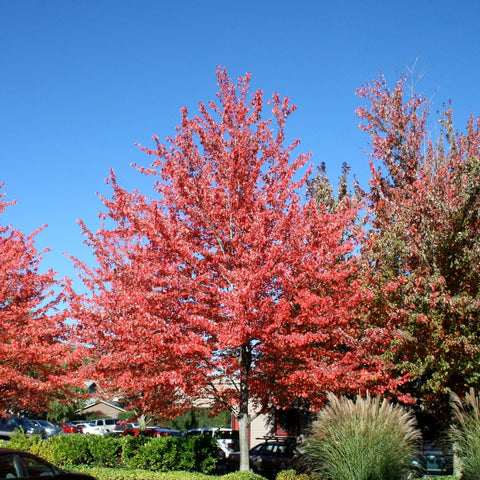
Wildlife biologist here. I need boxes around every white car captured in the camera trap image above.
[88,418,124,435]
[75,422,101,435]
[76,419,123,435]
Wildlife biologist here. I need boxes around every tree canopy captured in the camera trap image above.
[0,187,80,414]
[356,74,480,410]
[3,65,480,459]
[72,68,398,470]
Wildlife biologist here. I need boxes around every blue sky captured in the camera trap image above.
[1,0,480,291]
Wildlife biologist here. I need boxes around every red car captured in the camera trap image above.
[55,422,82,434]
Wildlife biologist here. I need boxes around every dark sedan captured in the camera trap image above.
[0,418,46,440]
[0,449,96,479]
[227,438,298,479]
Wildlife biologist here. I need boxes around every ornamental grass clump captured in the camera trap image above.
[303,392,421,480]
[450,388,480,479]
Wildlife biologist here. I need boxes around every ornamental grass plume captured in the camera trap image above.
[450,388,480,479]
[303,392,421,480]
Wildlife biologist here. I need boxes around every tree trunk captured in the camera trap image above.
[238,409,250,472]
[238,344,251,471]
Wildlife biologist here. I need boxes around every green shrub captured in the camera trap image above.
[220,472,268,480]
[6,431,217,474]
[275,470,297,480]
[121,434,217,474]
[276,470,323,480]
[189,435,218,473]
[86,434,123,467]
[6,431,45,457]
[138,436,185,471]
[45,433,94,467]
[303,392,421,480]
[120,434,152,469]
[73,467,214,479]
[450,388,480,479]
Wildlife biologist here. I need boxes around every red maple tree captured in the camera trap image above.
[0,187,80,415]
[73,68,397,469]
[357,74,480,412]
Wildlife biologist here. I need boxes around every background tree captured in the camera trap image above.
[307,161,353,212]
[73,68,398,470]
[357,74,480,421]
[0,187,80,415]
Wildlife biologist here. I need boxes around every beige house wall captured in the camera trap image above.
[192,392,274,447]
[80,400,126,418]
[248,413,272,447]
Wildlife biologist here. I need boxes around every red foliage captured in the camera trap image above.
[72,68,398,468]
[357,73,480,406]
[0,187,80,415]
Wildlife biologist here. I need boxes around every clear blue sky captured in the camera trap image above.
[1,0,480,291]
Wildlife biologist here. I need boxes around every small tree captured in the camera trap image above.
[0,186,79,414]
[73,68,398,471]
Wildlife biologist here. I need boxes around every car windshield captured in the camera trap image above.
[16,418,34,426]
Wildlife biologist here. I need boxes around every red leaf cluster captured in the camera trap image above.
[72,69,399,425]
[357,73,480,406]
[0,187,81,415]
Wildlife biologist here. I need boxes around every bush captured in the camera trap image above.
[6,431,217,474]
[73,467,214,479]
[450,388,480,479]
[6,431,45,457]
[7,432,122,468]
[220,472,267,480]
[120,434,152,469]
[85,434,123,467]
[303,392,421,480]
[45,433,94,467]
[189,435,218,473]
[136,436,187,471]
[121,434,217,474]
[276,470,323,480]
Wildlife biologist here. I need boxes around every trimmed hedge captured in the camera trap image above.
[74,468,269,480]
[220,473,267,480]
[71,467,215,480]
[4,432,217,474]
[275,469,322,480]
[121,434,217,473]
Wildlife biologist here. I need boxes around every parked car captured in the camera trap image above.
[411,449,454,477]
[31,420,63,438]
[86,418,124,435]
[187,428,239,460]
[0,448,96,479]
[73,422,99,435]
[122,426,183,437]
[0,417,46,440]
[227,438,298,479]
[54,422,82,434]
[72,419,123,436]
